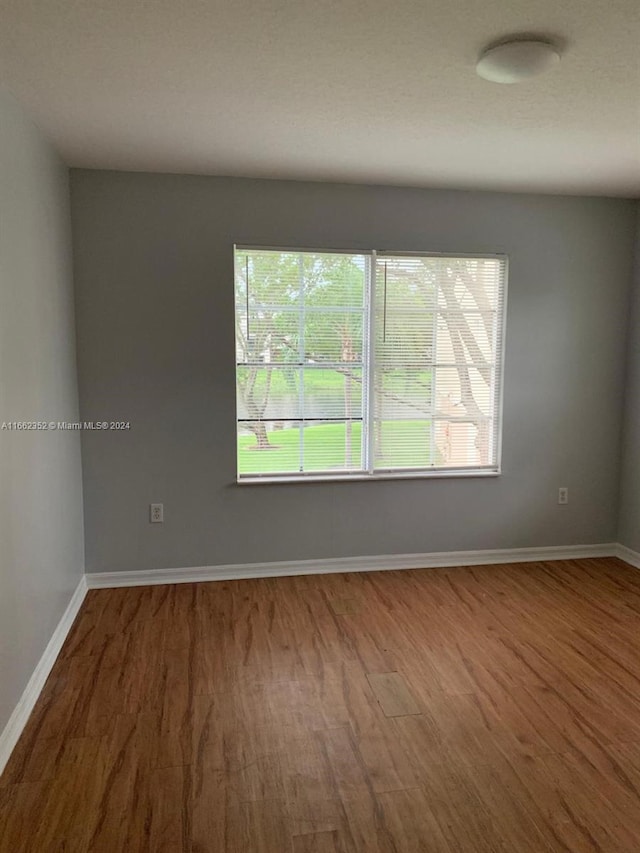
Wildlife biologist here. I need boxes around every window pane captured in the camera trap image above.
[373,257,436,471]
[376,311,434,368]
[374,420,432,469]
[236,365,301,421]
[302,421,363,471]
[374,367,432,420]
[235,251,301,365]
[237,421,301,475]
[236,310,300,365]
[436,313,496,365]
[302,311,363,363]
[435,257,502,311]
[301,367,363,420]
[301,253,366,308]
[434,366,494,419]
[434,419,483,467]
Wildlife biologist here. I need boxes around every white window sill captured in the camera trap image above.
[237,468,501,485]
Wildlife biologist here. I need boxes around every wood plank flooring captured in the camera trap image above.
[3,557,640,851]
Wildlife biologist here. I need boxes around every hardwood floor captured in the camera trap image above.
[3,557,640,851]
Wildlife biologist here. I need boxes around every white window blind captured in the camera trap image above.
[373,254,506,472]
[235,247,506,481]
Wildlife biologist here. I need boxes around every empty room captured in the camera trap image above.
[1,0,640,850]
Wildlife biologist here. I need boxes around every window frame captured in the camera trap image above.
[234,245,508,484]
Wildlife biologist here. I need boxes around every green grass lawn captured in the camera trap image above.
[238,420,433,475]
[237,367,431,399]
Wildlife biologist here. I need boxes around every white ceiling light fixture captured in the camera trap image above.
[476,38,561,84]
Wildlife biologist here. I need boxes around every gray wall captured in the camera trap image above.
[0,92,84,734]
[70,170,637,574]
[618,210,640,551]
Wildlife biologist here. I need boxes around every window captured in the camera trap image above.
[234,247,507,482]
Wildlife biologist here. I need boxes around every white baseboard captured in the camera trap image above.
[0,575,87,778]
[615,543,640,569]
[86,542,617,589]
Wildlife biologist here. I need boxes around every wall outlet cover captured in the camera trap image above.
[150,503,164,523]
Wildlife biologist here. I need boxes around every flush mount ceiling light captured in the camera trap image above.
[476,39,561,84]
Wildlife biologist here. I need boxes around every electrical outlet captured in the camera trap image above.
[558,487,569,505]
[150,503,164,523]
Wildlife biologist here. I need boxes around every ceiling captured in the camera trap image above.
[1,0,639,196]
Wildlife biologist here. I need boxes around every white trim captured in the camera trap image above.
[365,250,376,474]
[86,543,616,589]
[235,244,374,257]
[615,543,640,569]
[0,575,87,778]
[238,469,500,484]
[376,250,506,260]
[494,256,508,475]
